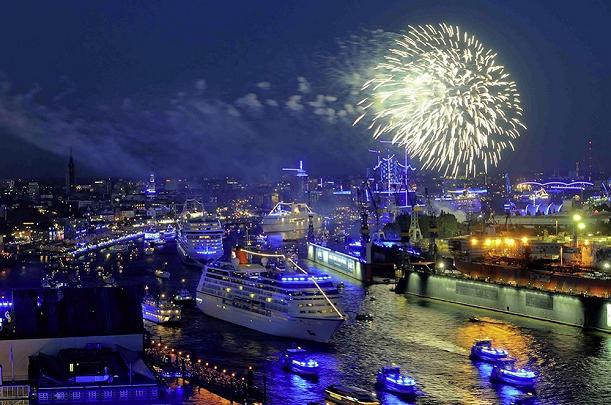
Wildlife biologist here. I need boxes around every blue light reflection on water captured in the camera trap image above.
[474,361,535,405]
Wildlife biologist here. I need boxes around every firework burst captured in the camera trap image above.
[354,23,526,177]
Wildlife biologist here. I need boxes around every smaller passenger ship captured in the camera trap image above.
[280,347,319,377]
[491,358,537,388]
[470,339,509,362]
[325,385,379,405]
[376,365,417,396]
[142,294,181,324]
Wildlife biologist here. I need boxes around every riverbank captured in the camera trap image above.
[396,270,611,333]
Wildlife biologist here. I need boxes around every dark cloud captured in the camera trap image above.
[0,71,377,180]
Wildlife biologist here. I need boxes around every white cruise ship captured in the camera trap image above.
[260,202,324,240]
[195,251,344,342]
[177,200,224,265]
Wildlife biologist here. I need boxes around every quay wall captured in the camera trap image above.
[397,271,611,333]
[307,243,367,282]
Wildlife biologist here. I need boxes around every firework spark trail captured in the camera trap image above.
[354,23,526,177]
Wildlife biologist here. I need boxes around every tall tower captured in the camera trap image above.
[66,148,75,195]
[587,139,593,181]
[147,173,156,195]
[408,207,423,243]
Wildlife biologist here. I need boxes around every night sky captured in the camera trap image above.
[0,1,609,180]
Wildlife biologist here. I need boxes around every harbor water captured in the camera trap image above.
[2,241,611,404]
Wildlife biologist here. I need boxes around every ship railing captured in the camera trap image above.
[241,249,345,320]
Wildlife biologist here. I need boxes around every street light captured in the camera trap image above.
[572,214,584,248]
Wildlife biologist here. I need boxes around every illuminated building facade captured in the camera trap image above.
[66,149,75,196]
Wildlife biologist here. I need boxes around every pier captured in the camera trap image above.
[69,232,144,257]
[396,270,611,333]
[145,340,262,404]
[307,242,371,282]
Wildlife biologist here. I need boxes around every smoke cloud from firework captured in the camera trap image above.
[354,23,526,177]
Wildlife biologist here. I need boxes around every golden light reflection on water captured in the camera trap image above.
[455,317,535,367]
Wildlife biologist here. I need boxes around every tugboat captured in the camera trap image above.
[355,313,374,322]
[155,268,170,279]
[154,263,171,279]
[470,339,509,363]
[325,385,380,405]
[280,347,319,377]
[101,272,116,286]
[375,365,417,397]
[173,279,194,306]
[490,358,537,388]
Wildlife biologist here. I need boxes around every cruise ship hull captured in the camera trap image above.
[177,239,221,266]
[196,293,343,343]
[260,219,323,241]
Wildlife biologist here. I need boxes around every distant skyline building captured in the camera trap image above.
[66,148,75,195]
[27,181,40,201]
[147,173,156,195]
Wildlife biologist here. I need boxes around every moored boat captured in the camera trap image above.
[177,200,224,265]
[260,202,323,240]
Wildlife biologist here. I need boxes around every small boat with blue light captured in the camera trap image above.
[325,385,380,405]
[376,365,417,396]
[491,358,537,388]
[281,347,319,377]
[470,339,509,362]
